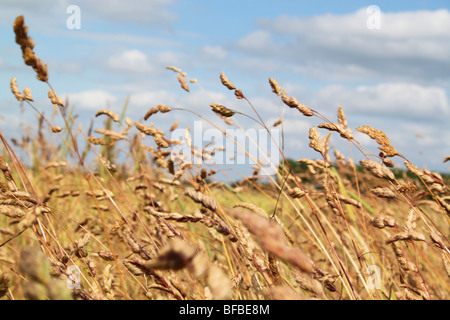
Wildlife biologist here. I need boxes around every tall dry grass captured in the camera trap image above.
[0,15,449,300]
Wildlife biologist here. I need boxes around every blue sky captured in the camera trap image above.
[1,0,449,178]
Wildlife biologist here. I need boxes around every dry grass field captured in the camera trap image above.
[1,15,449,300]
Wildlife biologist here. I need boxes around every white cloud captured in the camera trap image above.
[273,118,310,135]
[50,60,82,74]
[1,0,66,18]
[105,49,184,76]
[236,30,273,53]
[198,45,228,60]
[82,0,178,26]
[0,0,178,31]
[155,51,182,67]
[70,32,179,48]
[230,56,282,74]
[261,9,450,38]
[107,49,154,73]
[128,90,180,109]
[237,8,450,82]
[312,82,450,120]
[129,89,229,111]
[63,90,118,110]
[288,62,377,82]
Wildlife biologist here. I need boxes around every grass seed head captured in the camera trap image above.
[356,125,390,146]
[234,89,245,99]
[360,159,395,181]
[95,110,119,122]
[220,71,236,90]
[48,90,63,107]
[210,104,235,118]
[287,187,306,199]
[228,208,313,273]
[51,126,63,133]
[10,77,24,101]
[281,90,314,116]
[177,73,189,92]
[337,105,347,129]
[166,65,182,73]
[21,87,33,101]
[370,187,397,199]
[269,77,281,96]
[13,16,48,82]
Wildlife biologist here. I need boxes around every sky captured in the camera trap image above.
[1,0,449,180]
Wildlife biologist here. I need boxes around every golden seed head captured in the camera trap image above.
[210,104,235,118]
[13,16,48,82]
[308,127,325,154]
[157,104,171,113]
[10,77,24,101]
[220,71,236,90]
[154,134,169,148]
[337,105,347,129]
[98,250,118,261]
[383,215,396,227]
[228,208,313,273]
[166,65,182,73]
[135,121,161,136]
[23,87,33,101]
[273,119,282,127]
[48,90,63,107]
[359,159,395,181]
[170,121,179,132]
[51,126,63,133]
[379,145,399,158]
[184,188,218,212]
[281,90,313,116]
[318,122,343,133]
[268,77,281,95]
[370,187,397,199]
[95,110,119,122]
[234,89,245,99]
[383,158,395,167]
[396,181,417,193]
[356,125,391,147]
[281,90,299,108]
[177,73,189,92]
[144,107,159,120]
[35,59,48,82]
[372,216,386,228]
[95,128,127,140]
[22,46,37,66]
[286,187,306,199]
[88,136,107,145]
[13,15,28,47]
[125,117,133,127]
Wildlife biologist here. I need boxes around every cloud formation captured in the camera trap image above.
[236,8,450,83]
[311,82,450,120]
[83,0,178,26]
